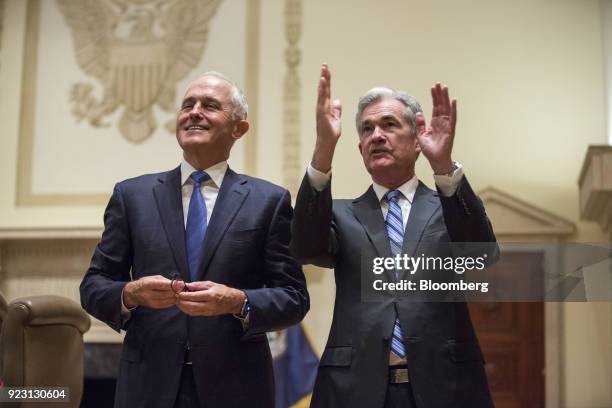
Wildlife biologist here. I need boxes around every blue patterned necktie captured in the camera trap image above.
[186,171,210,282]
[385,189,407,359]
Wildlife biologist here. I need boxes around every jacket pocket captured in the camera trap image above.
[447,341,484,363]
[319,346,352,367]
[224,228,264,242]
[421,226,449,241]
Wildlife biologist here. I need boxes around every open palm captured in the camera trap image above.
[416,83,457,173]
[316,64,342,144]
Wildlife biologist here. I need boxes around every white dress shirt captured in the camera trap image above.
[180,160,227,226]
[306,161,465,226]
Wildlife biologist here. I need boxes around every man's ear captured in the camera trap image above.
[415,112,427,136]
[233,120,250,140]
[358,140,363,155]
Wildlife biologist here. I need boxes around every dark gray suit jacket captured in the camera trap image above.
[81,166,309,408]
[291,173,497,408]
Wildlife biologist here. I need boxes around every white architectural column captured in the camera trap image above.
[601,0,612,144]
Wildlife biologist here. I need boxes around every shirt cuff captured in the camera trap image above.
[307,163,332,192]
[433,161,464,197]
[120,286,136,323]
[234,313,250,331]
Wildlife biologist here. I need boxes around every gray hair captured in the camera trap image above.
[195,71,249,121]
[355,87,422,136]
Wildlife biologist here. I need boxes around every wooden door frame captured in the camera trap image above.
[499,241,565,408]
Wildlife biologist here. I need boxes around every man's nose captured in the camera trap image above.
[188,102,204,118]
[371,126,385,141]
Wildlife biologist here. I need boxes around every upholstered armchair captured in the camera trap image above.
[0,295,91,407]
[0,291,7,330]
[0,290,8,383]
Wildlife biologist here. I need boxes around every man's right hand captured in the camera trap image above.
[123,275,176,309]
[312,63,342,174]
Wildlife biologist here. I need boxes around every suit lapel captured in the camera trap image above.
[352,186,392,259]
[197,168,249,279]
[353,182,439,283]
[153,166,190,281]
[403,181,440,256]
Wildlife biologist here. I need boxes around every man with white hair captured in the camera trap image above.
[82,72,309,408]
[291,64,497,407]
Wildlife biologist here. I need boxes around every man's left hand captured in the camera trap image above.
[415,82,457,174]
[175,281,245,317]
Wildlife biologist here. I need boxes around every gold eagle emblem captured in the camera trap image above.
[57,0,222,143]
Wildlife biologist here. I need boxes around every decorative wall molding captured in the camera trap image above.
[282,0,302,196]
[477,188,575,408]
[0,0,4,60]
[479,187,576,239]
[244,0,260,176]
[57,0,222,144]
[15,0,260,207]
[2,241,94,259]
[0,227,103,240]
[578,145,612,239]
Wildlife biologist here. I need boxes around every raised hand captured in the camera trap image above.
[312,63,342,173]
[415,82,457,174]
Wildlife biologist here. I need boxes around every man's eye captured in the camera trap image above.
[181,104,193,111]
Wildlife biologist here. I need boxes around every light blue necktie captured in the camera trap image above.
[385,189,407,359]
[186,171,210,282]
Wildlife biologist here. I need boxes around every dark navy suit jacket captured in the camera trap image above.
[81,166,309,408]
[291,174,496,408]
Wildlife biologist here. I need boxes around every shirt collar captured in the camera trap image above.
[180,160,228,188]
[371,175,419,204]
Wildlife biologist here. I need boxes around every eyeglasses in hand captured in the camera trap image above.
[170,272,189,294]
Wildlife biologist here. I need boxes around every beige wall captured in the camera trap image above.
[0,0,610,406]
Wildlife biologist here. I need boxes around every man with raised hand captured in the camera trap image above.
[291,64,496,408]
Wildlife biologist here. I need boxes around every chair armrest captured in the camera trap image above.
[0,291,8,326]
[8,295,91,334]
